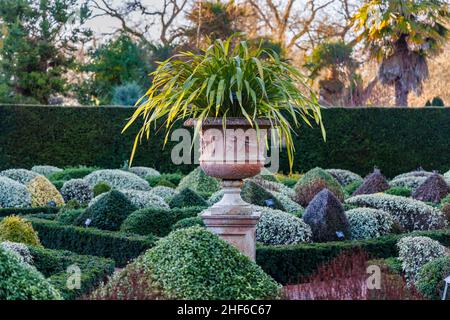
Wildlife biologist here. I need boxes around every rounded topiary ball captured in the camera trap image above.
[61,179,94,205]
[0,247,62,300]
[75,190,137,231]
[416,255,450,300]
[0,216,42,247]
[142,226,281,299]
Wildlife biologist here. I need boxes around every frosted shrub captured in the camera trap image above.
[0,169,39,185]
[390,176,427,192]
[128,167,160,178]
[393,170,434,181]
[119,190,169,210]
[0,176,32,208]
[31,165,62,177]
[84,169,150,191]
[345,208,394,240]
[61,179,94,205]
[326,169,363,187]
[255,206,312,245]
[0,241,33,265]
[444,170,450,185]
[397,236,446,285]
[149,186,178,202]
[346,194,447,231]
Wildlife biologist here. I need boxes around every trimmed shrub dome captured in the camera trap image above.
[0,247,62,300]
[169,188,208,208]
[303,189,350,242]
[128,166,160,178]
[241,180,285,211]
[393,169,434,181]
[76,190,137,231]
[412,173,450,203]
[272,191,304,214]
[346,193,447,231]
[345,208,394,240]
[27,176,65,207]
[0,216,41,247]
[0,241,33,265]
[31,165,63,177]
[294,167,344,206]
[118,189,169,210]
[177,167,220,195]
[61,179,94,205]
[84,169,150,191]
[0,176,32,208]
[352,168,389,196]
[255,206,312,245]
[326,169,363,187]
[390,176,427,192]
[416,255,450,300]
[142,227,281,299]
[397,236,446,285]
[149,186,178,202]
[250,176,296,199]
[0,169,40,185]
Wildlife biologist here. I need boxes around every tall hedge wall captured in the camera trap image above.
[1,105,449,177]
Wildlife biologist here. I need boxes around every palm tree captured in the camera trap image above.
[352,0,449,106]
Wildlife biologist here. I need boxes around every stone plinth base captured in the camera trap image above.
[202,211,260,261]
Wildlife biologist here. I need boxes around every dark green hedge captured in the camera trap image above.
[28,246,115,300]
[256,228,450,285]
[0,206,59,218]
[28,218,155,266]
[1,105,450,177]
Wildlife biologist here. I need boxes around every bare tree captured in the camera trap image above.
[89,0,188,45]
[245,0,357,52]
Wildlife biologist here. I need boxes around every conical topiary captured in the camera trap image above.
[352,168,389,196]
[241,180,285,211]
[74,190,137,231]
[169,188,208,208]
[177,167,220,196]
[302,189,350,242]
[412,173,450,203]
[294,167,344,206]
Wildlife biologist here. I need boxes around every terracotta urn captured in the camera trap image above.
[185,117,272,260]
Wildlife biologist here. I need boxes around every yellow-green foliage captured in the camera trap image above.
[0,215,42,247]
[27,176,65,207]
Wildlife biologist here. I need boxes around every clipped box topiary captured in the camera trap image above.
[352,168,390,196]
[27,176,65,208]
[169,188,208,208]
[142,226,281,299]
[241,180,285,211]
[294,167,344,207]
[416,254,450,300]
[75,190,137,231]
[120,206,204,237]
[0,215,42,247]
[0,247,62,300]
[303,188,350,242]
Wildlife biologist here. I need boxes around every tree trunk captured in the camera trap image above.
[394,81,408,107]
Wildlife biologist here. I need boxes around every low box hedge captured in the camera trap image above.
[0,206,59,218]
[28,218,155,266]
[256,228,450,284]
[28,246,115,300]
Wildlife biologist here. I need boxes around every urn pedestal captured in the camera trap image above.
[185,118,271,261]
